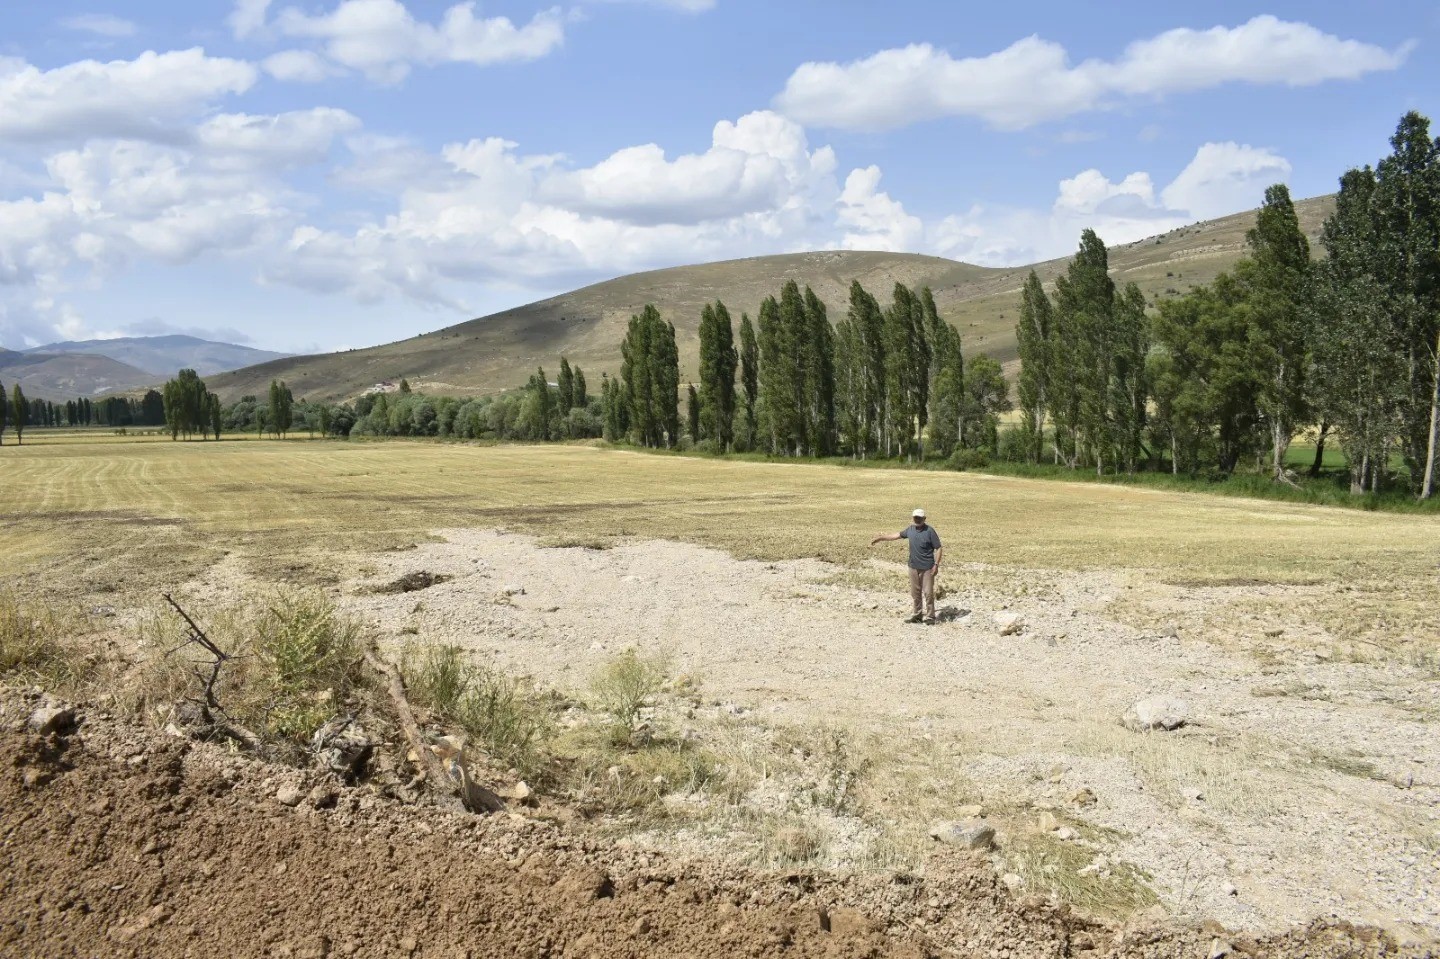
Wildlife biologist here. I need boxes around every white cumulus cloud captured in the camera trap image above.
[272,0,566,83]
[0,49,257,144]
[775,16,1409,131]
[262,49,344,82]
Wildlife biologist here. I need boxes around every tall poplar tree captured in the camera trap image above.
[11,383,25,445]
[0,377,6,445]
[756,295,790,453]
[698,301,738,449]
[1372,112,1440,497]
[738,312,759,452]
[1016,271,1054,462]
[882,284,920,457]
[686,384,701,442]
[1246,184,1314,481]
[803,286,837,456]
[557,358,575,414]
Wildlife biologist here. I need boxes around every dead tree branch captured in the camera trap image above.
[163,594,263,751]
[362,648,504,814]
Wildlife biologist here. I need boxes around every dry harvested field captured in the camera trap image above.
[3,432,1438,956]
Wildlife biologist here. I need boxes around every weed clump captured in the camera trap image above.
[402,644,554,778]
[0,592,86,691]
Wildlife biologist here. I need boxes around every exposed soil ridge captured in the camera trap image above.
[2,690,1426,959]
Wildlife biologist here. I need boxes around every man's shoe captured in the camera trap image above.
[906,613,924,624]
[923,616,937,626]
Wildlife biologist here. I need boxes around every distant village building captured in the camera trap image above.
[361,380,399,396]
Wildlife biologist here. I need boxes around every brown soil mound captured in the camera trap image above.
[0,694,1425,959]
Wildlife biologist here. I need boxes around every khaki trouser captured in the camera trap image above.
[908,566,936,618]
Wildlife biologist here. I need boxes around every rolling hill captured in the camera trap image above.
[25,334,289,378]
[208,194,1336,404]
[0,350,155,403]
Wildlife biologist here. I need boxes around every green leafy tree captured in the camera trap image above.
[686,384,701,443]
[11,383,25,445]
[1112,282,1150,473]
[0,377,6,445]
[756,294,792,453]
[1315,166,1410,492]
[882,284,921,458]
[572,366,587,408]
[1016,271,1054,462]
[526,368,554,440]
[738,312,759,451]
[399,378,412,394]
[803,286,837,456]
[1372,112,1440,497]
[1246,183,1314,482]
[557,358,575,414]
[926,311,965,456]
[207,392,223,440]
[164,369,208,439]
[698,301,738,450]
[267,379,294,438]
[961,356,1012,452]
[1149,271,1263,474]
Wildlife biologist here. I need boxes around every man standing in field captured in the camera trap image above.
[871,509,943,625]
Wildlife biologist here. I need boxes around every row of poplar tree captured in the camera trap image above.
[1015,111,1440,497]
[0,381,177,443]
[601,281,1010,460]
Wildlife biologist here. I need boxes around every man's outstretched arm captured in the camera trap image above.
[870,532,902,546]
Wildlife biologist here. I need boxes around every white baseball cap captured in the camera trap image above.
[912,508,926,519]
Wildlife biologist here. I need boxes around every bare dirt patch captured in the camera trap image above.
[340,530,1440,942]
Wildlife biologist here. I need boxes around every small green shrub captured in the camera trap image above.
[590,647,672,732]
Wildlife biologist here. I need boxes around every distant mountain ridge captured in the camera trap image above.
[0,350,155,403]
[24,334,290,378]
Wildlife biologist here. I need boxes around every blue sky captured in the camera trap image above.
[1,1,1435,354]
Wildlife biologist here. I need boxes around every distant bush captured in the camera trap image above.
[947,448,990,471]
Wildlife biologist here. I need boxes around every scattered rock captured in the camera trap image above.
[1069,787,1097,807]
[953,803,985,819]
[1055,827,1078,841]
[1221,882,1238,897]
[1159,622,1180,639]
[308,784,339,810]
[929,819,995,850]
[374,571,451,594]
[1000,873,1023,892]
[275,785,304,807]
[1209,938,1233,959]
[1123,696,1190,731]
[503,584,525,597]
[1182,786,1205,803]
[28,704,76,736]
[1036,811,1060,833]
[1263,627,1285,639]
[994,612,1025,636]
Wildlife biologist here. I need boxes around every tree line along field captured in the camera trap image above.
[6,434,1439,643]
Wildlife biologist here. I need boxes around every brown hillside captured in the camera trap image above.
[209,195,1335,403]
[0,350,154,403]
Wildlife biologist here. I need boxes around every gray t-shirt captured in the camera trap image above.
[900,524,942,570]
